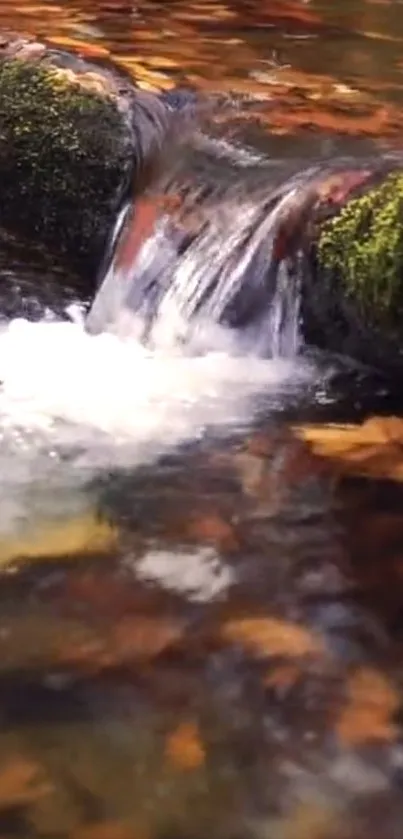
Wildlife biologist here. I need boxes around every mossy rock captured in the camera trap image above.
[317,172,403,328]
[0,32,171,289]
[300,164,403,371]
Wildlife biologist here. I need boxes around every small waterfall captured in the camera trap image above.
[86,135,326,357]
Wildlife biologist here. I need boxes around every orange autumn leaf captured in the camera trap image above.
[145,56,180,69]
[58,616,184,673]
[336,667,399,746]
[72,822,139,839]
[0,513,117,566]
[46,36,110,58]
[221,617,324,659]
[294,417,403,482]
[0,757,50,808]
[112,616,184,660]
[165,721,205,770]
[186,512,238,551]
[276,799,339,839]
[263,662,301,691]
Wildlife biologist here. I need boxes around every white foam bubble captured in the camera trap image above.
[133,546,234,602]
[0,316,310,454]
[0,315,311,536]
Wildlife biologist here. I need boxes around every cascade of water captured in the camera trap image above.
[86,153,323,357]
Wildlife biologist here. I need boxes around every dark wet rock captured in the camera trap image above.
[0,31,172,291]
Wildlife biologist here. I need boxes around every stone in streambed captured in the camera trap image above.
[288,162,403,372]
[0,32,171,290]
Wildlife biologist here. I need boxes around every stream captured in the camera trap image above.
[0,2,403,838]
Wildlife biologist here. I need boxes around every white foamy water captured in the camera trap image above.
[0,313,311,537]
[133,546,234,602]
[0,315,310,452]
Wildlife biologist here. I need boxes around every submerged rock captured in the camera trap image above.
[0,31,172,289]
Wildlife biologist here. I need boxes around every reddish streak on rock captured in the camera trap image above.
[318,169,373,206]
[272,169,375,264]
[272,187,318,262]
[113,195,184,277]
[113,197,160,276]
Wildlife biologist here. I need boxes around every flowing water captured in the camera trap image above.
[0,3,403,839]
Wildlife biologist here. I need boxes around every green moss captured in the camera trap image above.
[317,172,403,329]
[0,58,134,278]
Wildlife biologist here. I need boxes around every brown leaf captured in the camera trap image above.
[0,514,117,566]
[46,36,110,57]
[57,616,184,674]
[186,512,238,551]
[336,667,399,746]
[112,616,184,660]
[71,822,140,839]
[263,662,301,692]
[145,56,179,69]
[0,757,50,808]
[221,617,324,659]
[165,721,205,769]
[275,799,339,839]
[294,417,403,482]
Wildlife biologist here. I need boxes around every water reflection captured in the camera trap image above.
[0,422,402,837]
[3,0,403,139]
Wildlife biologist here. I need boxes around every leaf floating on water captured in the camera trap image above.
[336,667,399,746]
[358,29,403,44]
[46,35,111,57]
[15,4,63,11]
[294,417,403,482]
[165,721,205,770]
[145,55,180,69]
[221,617,324,659]
[114,55,175,91]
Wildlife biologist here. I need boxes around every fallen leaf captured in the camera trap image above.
[263,662,301,691]
[71,822,139,839]
[336,667,399,746]
[47,35,110,57]
[0,514,117,565]
[0,757,50,808]
[221,617,324,659]
[59,616,184,672]
[112,616,184,660]
[144,56,179,69]
[165,721,205,769]
[185,512,238,551]
[273,799,339,839]
[293,417,403,482]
